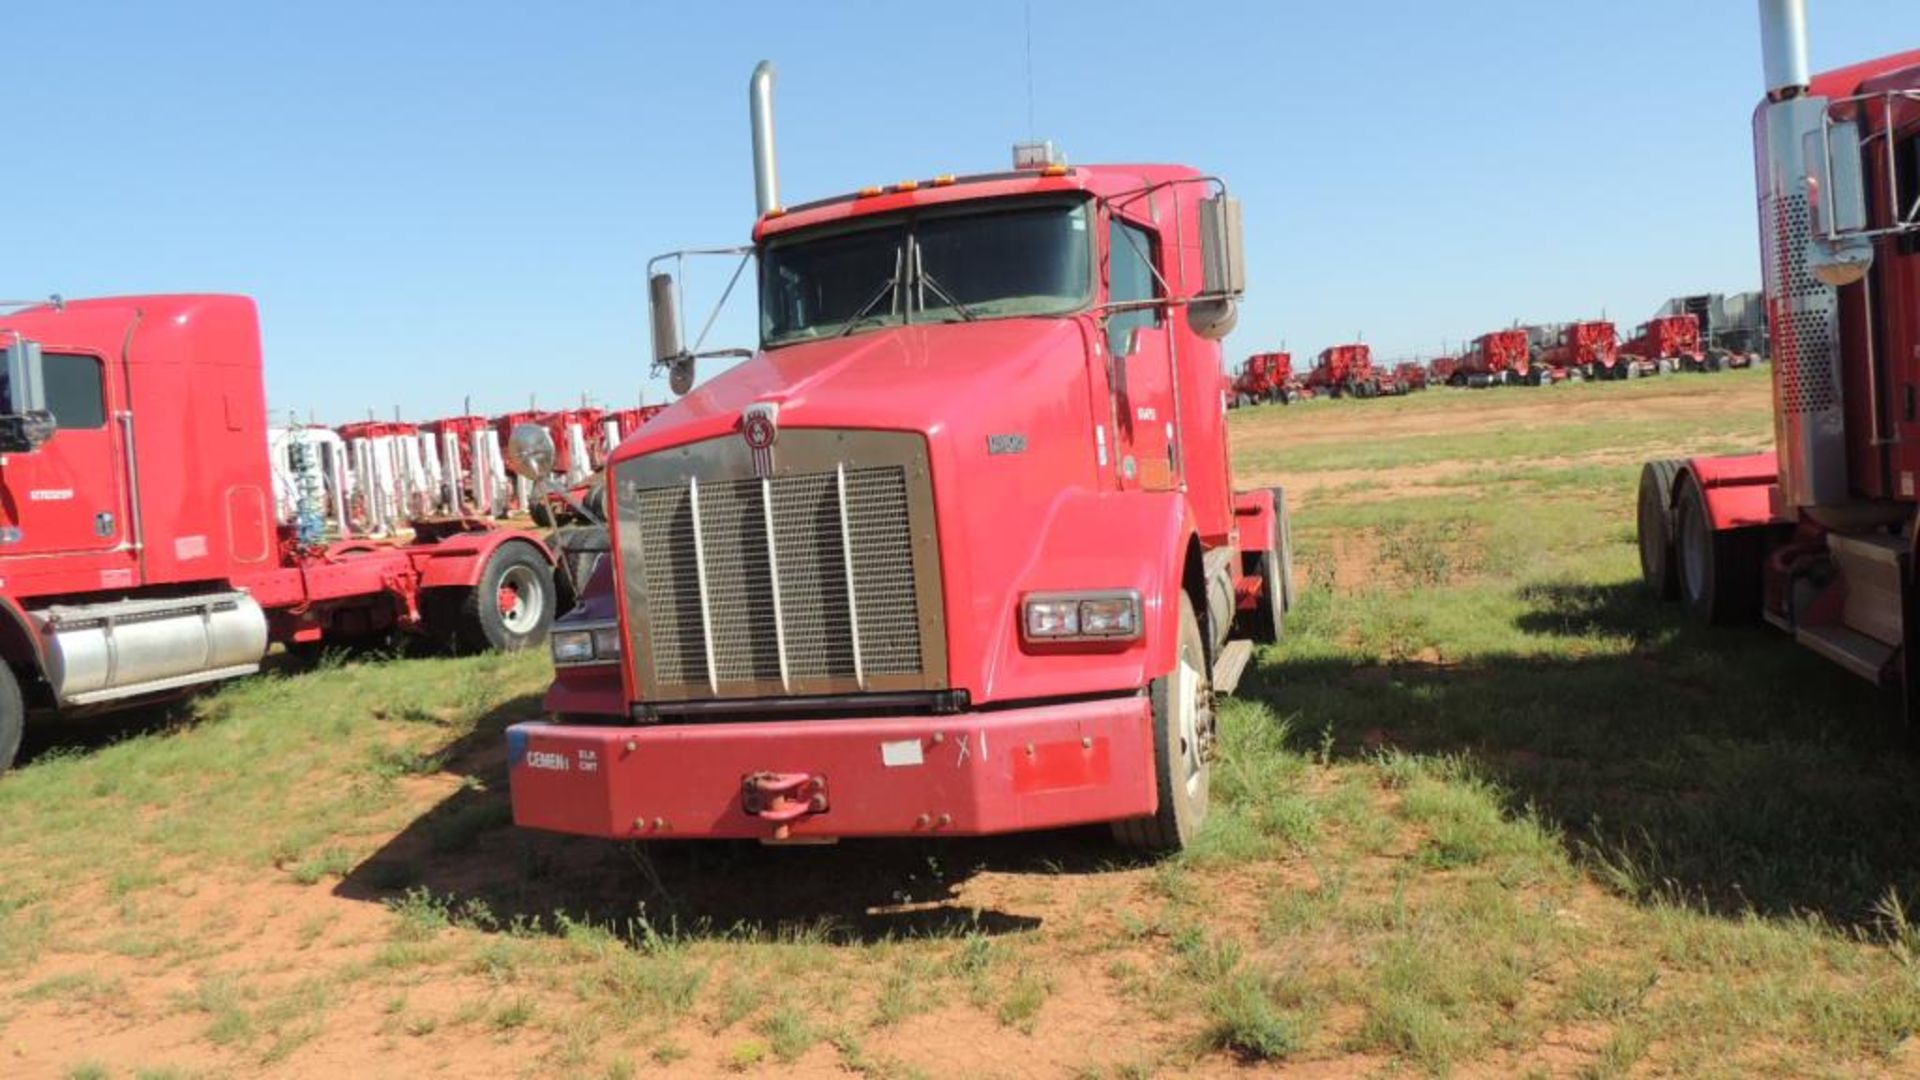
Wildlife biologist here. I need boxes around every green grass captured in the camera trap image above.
[7,369,1919,1077]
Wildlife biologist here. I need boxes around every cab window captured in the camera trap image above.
[1107,216,1162,355]
[43,353,106,429]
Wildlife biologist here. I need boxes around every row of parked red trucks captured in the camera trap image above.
[1230,310,1761,405]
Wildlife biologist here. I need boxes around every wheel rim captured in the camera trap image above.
[1175,656,1213,801]
[497,564,544,634]
[1679,499,1710,603]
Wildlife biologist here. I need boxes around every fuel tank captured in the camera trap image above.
[32,591,270,707]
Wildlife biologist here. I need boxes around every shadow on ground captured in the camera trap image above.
[336,693,1117,942]
[1238,579,1920,929]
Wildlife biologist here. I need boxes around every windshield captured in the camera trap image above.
[759,197,1092,346]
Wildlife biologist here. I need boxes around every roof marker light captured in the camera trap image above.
[932,174,956,186]
[894,179,920,192]
[857,185,883,198]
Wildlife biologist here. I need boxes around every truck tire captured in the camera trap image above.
[447,541,557,653]
[1637,460,1683,602]
[0,665,21,774]
[1113,593,1213,853]
[1675,477,1761,625]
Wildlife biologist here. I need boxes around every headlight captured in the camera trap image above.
[1021,590,1142,642]
[550,623,620,666]
[550,630,596,664]
[591,626,622,659]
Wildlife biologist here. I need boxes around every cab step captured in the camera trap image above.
[1212,639,1254,696]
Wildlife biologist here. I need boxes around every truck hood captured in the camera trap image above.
[612,318,1098,460]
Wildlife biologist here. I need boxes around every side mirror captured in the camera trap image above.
[504,422,557,481]
[0,335,52,453]
[1190,195,1245,340]
[650,271,698,396]
[1803,120,1874,287]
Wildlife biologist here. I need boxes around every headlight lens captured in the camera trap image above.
[590,626,623,659]
[550,630,596,664]
[1021,591,1141,642]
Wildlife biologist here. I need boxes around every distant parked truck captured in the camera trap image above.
[0,295,563,773]
[1429,355,1461,385]
[1232,351,1292,407]
[1306,343,1383,398]
[1620,314,1706,374]
[1540,320,1625,381]
[1453,330,1532,387]
[1394,361,1428,392]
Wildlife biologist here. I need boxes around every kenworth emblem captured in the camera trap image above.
[742,402,779,478]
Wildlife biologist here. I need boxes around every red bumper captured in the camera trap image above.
[507,695,1157,841]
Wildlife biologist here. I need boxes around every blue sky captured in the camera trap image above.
[4,1,1912,420]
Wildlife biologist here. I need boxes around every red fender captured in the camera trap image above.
[1681,452,1786,531]
[975,488,1198,705]
[408,529,555,590]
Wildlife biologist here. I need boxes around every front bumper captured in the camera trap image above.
[507,694,1156,840]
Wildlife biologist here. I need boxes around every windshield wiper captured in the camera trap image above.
[839,247,904,338]
[911,242,976,322]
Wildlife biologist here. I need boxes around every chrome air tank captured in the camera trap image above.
[33,591,269,707]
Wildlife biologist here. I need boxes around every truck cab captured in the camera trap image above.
[508,66,1291,851]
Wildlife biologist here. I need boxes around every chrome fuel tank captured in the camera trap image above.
[33,591,269,707]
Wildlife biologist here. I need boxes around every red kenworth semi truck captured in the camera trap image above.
[506,63,1293,852]
[1636,2,1920,713]
[0,295,561,772]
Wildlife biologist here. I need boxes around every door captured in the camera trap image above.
[0,350,126,556]
[1106,212,1179,491]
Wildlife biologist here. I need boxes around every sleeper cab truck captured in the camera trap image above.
[1636,2,1920,716]
[0,295,560,773]
[506,63,1294,852]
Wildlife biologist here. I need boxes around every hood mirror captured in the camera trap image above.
[649,271,698,397]
[504,422,557,481]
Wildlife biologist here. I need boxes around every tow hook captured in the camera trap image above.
[741,772,829,837]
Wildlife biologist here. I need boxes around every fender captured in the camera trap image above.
[1681,452,1786,531]
[974,487,1198,705]
[1233,488,1276,556]
[409,529,555,590]
[0,594,46,675]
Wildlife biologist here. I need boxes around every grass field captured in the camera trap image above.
[8,366,1920,1078]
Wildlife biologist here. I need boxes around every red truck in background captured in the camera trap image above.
[1232,351,1293,407]
[1636,4,1920,715]
[1453,329,1533,387]
[1539,320,1624,381]
[0,295,563,772]
[1393,361,1428,393]
[1620,313,1705,374]
[1305,343,1382,397]
[1429,355,1461,385]
[507,63,1293,853]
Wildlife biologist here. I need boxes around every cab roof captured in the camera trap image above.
[751,163,1206,242]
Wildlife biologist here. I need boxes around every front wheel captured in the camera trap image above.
[0,664,22,774]
[1113,593,1213,852]
[439,541,558,653]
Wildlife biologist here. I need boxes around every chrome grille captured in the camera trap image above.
[619,431,943,701]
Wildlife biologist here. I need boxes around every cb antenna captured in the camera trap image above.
[1024,2,1035,139]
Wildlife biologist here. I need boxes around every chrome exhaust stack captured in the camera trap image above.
[1758,0,1811,100]
[750,60,780,217]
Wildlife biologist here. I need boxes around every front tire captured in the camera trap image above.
[0,665,22,774]
[1113,593,1213,853]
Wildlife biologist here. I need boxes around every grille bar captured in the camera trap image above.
[836,463,866,689]
[761,476,791,692]
[688,477,720,694]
